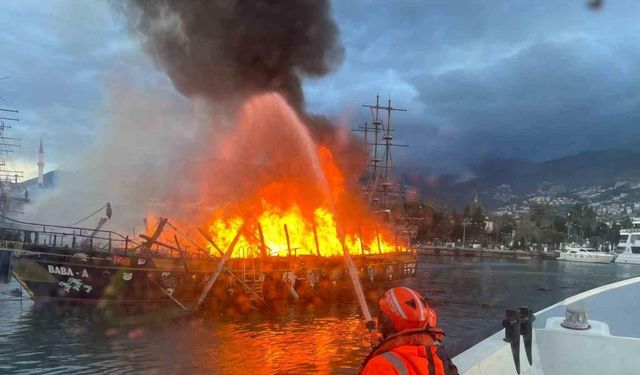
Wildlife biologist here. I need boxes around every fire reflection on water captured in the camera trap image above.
[178,314,371,374]
[112,303,369,374]
[2,259,639,373]
[0,285,374,374]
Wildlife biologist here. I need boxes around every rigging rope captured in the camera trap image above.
[69,204,108,227]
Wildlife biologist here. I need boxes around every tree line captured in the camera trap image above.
[405,201,628,250]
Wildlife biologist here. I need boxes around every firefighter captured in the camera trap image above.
[360,287,459,375]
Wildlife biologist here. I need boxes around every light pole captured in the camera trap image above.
[566,212,571,246]
[462,218,470,246]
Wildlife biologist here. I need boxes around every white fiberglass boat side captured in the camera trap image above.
[558,248,615,264]
[615,220,640,264]
[453,276,640,375]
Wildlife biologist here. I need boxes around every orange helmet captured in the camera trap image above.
[379,287,437,333]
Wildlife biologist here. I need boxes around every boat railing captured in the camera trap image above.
[620,228,640,234]
[0,240,22,250]
[0,214,141,253]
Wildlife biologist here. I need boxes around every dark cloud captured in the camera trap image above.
[119,0,344,110]
[412,37,640,169]
[4,0,640,177]
[306,0,640,174]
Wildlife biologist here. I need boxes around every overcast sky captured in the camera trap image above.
[1,0,639,178]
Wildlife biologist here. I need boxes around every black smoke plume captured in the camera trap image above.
[120,0,344,109]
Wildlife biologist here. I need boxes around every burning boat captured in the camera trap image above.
[0,93,418,312]
[0,214,416,311]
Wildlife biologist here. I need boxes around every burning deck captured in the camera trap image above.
[0,216,417,312]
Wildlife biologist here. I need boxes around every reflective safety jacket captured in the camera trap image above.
[360,327,459,375]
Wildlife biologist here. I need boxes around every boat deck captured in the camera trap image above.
[454,276,640,374]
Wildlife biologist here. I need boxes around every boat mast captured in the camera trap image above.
[0,107,24,218]
[354,94,408,210]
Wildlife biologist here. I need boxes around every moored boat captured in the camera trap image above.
[614,217,640,265]
[557,246,615,264]
[0,215,417,311]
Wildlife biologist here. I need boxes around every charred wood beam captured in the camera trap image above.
[196,228,225,257]
[166,223,210,258]
[284,224,292,256]
[167,225,266,305]
[147,276,188,312]
[312,222,321,256]
[194,226,243,311]
[140,218,168,256]
[80,217,108,249]
[173,235,190,273]
[139,234,179,252]
[244,228,276,256]
[185,233,266,305]
[257,222,267,258]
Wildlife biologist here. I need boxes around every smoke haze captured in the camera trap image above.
[23,81,215,234]
[119,0,344,110]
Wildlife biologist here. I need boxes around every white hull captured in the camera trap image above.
[557,254,615,264]
[615,253,640,265]
[454,276,640,374]
[615,225,640,265]
[557,248,615,264]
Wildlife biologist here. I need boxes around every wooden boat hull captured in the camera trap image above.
[7,246,418,308]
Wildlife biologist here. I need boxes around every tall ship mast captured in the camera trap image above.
[354,95,422,246]
[0,106,25,219]
[355,94,408,211]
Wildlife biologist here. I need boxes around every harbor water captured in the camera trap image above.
[1,255,639,374]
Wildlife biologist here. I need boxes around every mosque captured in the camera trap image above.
[20,139,57,201]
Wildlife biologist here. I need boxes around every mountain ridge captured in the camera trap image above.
[412,149,640,211]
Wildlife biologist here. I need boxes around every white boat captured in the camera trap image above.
[615,217,640,264]
[557,246,615,264]
[454,276,640,374]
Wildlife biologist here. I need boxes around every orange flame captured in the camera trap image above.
[149,93,401,257]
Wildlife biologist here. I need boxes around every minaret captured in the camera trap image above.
[37,138,44,186]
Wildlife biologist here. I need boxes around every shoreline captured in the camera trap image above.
[419,246,559,260]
